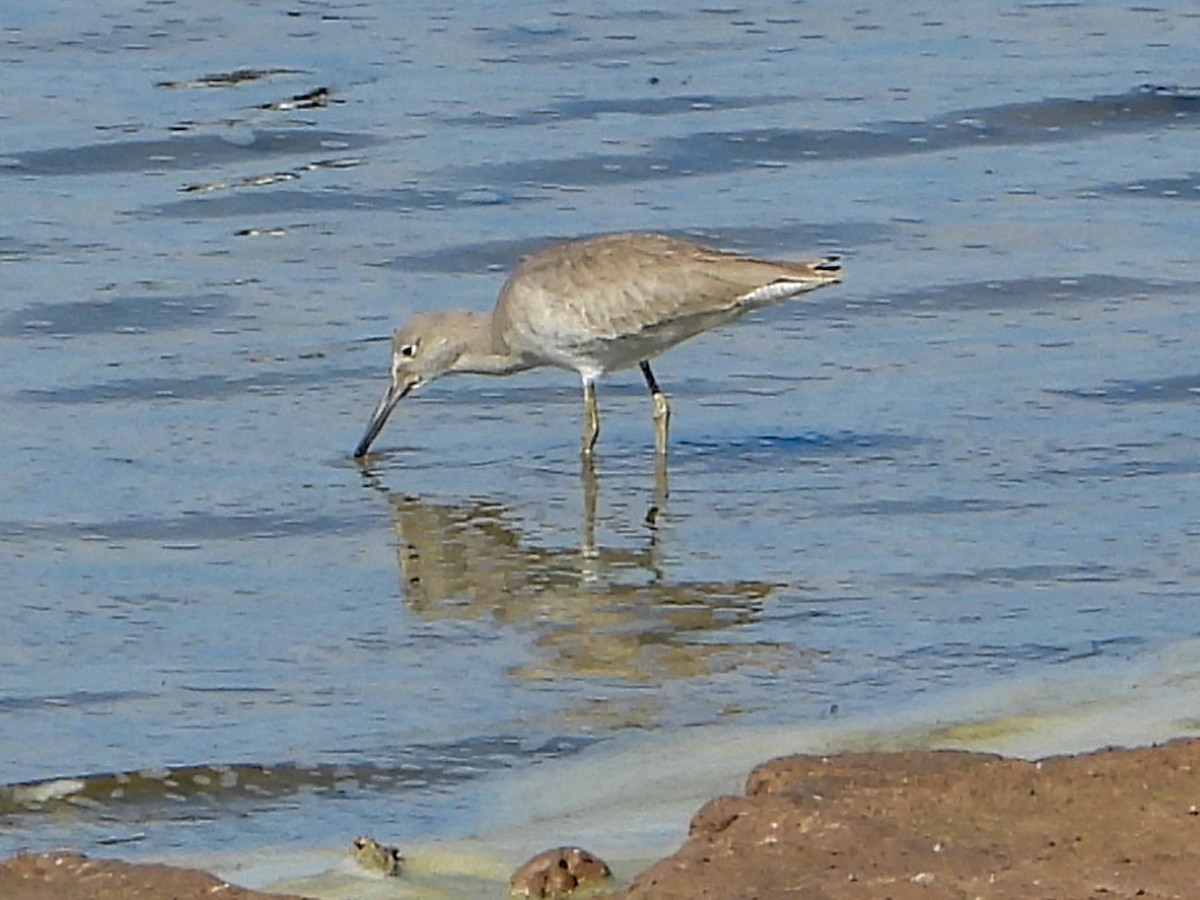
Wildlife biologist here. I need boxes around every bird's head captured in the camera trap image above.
[352,312,480,458]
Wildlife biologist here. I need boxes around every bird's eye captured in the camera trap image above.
[399,343,417,358]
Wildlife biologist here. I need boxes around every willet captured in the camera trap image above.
[353,231,842,459]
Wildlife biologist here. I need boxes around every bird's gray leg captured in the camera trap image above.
[580,453,599,562]
[581,377,600,456]
[645,451,669,529]
[640,361,670,456]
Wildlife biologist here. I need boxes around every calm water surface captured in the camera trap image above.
[2,0,1200,865]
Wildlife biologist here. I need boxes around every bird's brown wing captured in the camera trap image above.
[496,232,840,347]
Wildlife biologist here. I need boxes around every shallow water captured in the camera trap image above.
[3,0,1200,870]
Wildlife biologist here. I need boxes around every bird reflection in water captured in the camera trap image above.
[358,465,801,719]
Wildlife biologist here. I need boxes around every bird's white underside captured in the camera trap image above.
[736,278,822,307]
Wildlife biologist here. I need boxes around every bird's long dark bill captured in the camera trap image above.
[352,381,412,457]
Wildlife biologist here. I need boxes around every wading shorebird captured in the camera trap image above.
[352,231,842,459]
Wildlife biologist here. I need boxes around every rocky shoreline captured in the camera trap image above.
[5,739,1200,899]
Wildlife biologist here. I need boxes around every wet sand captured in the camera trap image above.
[0,850,308,900]
[7,738,1200,899]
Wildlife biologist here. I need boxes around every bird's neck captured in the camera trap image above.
[451,312,533,376]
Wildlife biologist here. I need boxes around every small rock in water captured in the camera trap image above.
[509,846,611,897]
[351,835,403,876]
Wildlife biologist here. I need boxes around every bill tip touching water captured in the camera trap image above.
[352,231,842,460]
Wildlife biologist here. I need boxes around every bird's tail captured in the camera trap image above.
[811,255,841,275]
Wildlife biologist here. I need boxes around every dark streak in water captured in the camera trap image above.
[901,563,1121,588]
[0,130,378,177]
[1,294,233,337]
[0,511,361,544]
[15,364,372,405]
[677,432,916,468]
[1046,458,1200,479]
[0,691,151,713]
[156,68,305,89]
[179,155,360,194]
[831,497,1046,518]
[438,93,797,127]
[882,635,1142,671]
[452,86,1200,187]
[1092,173,1200,200]
[850,275,1191,316]
[145,186,465,220]
[0,735,595,820]
[0,235,55,262]
[1050,374,1200,404]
